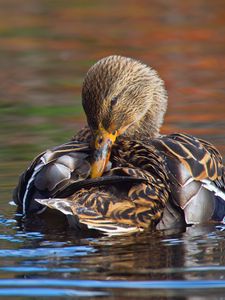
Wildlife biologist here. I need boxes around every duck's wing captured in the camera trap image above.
[36,167,169,235]
[36,143,170,235]
[36,195,141,236]
[13,141,91,215]
[53,174,147,198]
[152,133,225,227]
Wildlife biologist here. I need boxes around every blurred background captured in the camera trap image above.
[1,0,225,207]
[0,1,225,298]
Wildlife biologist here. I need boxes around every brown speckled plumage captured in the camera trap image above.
[82,55,167,139]
[13,55,225,235]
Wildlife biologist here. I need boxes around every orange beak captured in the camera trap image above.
[90,126,118,178]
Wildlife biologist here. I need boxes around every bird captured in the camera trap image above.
[13,55,225,235]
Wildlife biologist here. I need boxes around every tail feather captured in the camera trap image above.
[35,198,73,215]
[202,179,225,201]
[35,198,142,235]
[201,179,225,223]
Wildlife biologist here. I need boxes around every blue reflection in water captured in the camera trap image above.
[0,279,224,298]
[0,287,107,297]
[0,278,225,289]
[0,246,96,258]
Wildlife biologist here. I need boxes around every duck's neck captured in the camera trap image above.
[124,73,168,140]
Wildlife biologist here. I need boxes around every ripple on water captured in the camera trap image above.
[0,245,96,258]
[0,279,224,298]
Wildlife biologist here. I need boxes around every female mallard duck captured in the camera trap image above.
[13,55,225,235]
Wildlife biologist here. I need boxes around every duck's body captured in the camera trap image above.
[14,130,225,234]
[14,133,169,234]
[13,55,225,235]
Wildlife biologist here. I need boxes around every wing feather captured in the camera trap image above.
[152,133,225,225]
[153,133,224,183]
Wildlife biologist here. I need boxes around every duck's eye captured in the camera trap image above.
[111,96,118,107]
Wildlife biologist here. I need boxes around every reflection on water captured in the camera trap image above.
[1,213,225,299]
[1,0,225,299]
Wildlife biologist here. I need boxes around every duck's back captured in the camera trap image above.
[149,133,225,229]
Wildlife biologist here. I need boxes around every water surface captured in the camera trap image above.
[1,0,225,299]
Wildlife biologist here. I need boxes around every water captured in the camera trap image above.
[1,0,225,299]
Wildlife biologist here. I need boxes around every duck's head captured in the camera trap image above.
[82,55,168,178]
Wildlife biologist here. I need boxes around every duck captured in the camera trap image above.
[13,55,225,235]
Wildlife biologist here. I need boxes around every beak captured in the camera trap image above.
[90,127,118,178]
